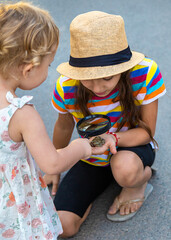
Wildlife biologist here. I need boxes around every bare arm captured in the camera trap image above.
[116,100,158,147]
[43,112,75,194]
[9,106,91,175]
[53,112,75,149]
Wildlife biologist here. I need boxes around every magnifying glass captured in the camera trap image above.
[76,114,111,147]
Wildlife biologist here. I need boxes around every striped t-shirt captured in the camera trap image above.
[52,57,166,167]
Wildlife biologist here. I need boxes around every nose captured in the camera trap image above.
[91,79,103,93]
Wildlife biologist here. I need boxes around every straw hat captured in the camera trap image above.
[57,11,144,80]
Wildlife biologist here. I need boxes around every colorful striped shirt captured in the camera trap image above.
[52,57,166,166]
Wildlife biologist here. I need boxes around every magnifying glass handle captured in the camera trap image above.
[83,133,89,138]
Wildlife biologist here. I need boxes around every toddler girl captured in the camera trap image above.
[0,4,115,239]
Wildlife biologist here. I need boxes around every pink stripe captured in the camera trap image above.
[64,92,75,99]
[150,72,162,88]
[86,159,109,166]
[87,158,97,163]
[110,116,120,122]
[93,88,119,100]
[53,91,62,102]
[131,74,147,84]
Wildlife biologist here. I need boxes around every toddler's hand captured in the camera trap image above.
[89,133,117,155]
[43,174,60,195]
[72,138,92,159]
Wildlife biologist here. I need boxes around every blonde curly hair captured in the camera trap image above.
[0,1,59,78]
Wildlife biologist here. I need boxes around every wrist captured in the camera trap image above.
[107,132,120,146]
[83,139,92,159]
[75,138,92,159]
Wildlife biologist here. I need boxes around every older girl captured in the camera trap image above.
[45,11,166,238]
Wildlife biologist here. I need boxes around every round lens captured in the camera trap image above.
[76,114,111,138]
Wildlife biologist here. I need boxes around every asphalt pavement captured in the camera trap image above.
[13,0,171,239]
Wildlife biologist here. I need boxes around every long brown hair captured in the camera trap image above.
[75,71,158,147]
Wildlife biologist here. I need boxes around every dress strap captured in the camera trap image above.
[6,91,33,108]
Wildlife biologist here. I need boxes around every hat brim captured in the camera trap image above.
[57,51,144,80]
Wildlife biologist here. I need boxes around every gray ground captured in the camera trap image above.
[12,0,171,239]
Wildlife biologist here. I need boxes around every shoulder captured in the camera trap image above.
[11,104,42,128]
[130,57,161,86]
[9,104,42,142]
[56,75,79,89]
[55,75,79,100]
[130,57,158,75]
[130,58,165,105]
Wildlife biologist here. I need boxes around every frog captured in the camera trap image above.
[90,136,105,147]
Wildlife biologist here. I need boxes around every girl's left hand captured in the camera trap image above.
[89,133,117,155]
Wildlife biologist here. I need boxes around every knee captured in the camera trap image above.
[62,224,78,238]
[58,212,80,238]
[111,153,140,187]
[60,219,79,238]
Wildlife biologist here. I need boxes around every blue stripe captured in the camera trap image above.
[65,98,76,105]
[130,66,148,78]
[146,67,159,90]
[52,95,66,109]
[132,81,145,91]
[107,112,121,117]
[63,86,77,93]
[147,78,164,95]
[91,91,119,103]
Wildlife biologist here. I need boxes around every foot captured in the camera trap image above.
[108,182,148,216]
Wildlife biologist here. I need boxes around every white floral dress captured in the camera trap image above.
[0,92,63,240]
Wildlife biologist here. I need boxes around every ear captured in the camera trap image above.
[22,63,34,78]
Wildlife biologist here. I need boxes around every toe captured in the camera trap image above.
[108,198,119,214]
[121,204,131,215]
[120,202,141,215]
[125,204,131,215]
[130,203,137,213]
[108,204,117,215]
[119,205,127,215]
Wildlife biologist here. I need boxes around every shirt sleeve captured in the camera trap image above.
[51,75,68,114]
[143,60,166,105]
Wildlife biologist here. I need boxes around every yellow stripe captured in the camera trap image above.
[146,60,157,86]
[81,159,109,166]
[63,79,79,86]
[72,112,84,119]
[132,64,146,71]
[145,58,153,63]
[57,76,64,101]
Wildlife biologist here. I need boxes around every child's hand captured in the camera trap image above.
[89,133,117,155]
[43,174,60,196]
[71,138,92,159]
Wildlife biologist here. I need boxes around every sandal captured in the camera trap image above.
[107,183,153,222]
